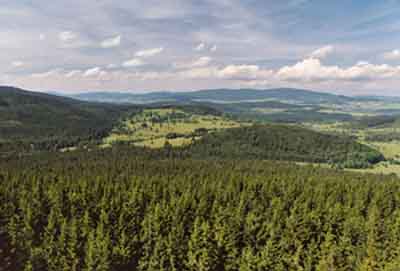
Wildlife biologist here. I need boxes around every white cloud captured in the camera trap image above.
[191,56,213,67]
[180,66,218,79]
[31,69,63,78]
[277,58,340,81]
[134,71,174,81]
[100,35,121,48]
[59,31,77,42]
[179,64,273,81]
[218,65,273,80]
[194,43,217,53]
[12,61,25,67]
[276,58,400,82]
[98,71,109,80]
[83,67,102,77]
[195,43,206,51]
[356,61,369,66]
[218,65,259,79]
[39,34,45,40]
[383,49,400,60]
[122,58,145,67]
[178,57,400,85]
[65,70,81,78]
[135,47,164,58]
[175,56,213,69]
[107,64,118,69]
[309,45,334,59]
[57,31,90,49]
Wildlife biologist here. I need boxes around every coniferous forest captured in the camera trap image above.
[1,148,400,271]
[4,0,400,269]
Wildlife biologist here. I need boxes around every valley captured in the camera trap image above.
[2,86,400,271]
[1,87,390,169]
[4,1,400,270]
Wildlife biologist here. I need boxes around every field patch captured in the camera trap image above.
[104,108,244,148]
[348,161,400,176]
[365,141,400,159]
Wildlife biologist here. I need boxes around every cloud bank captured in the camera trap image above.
[2,1,400,95]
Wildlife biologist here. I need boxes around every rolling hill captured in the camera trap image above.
[70,88,358,105]
[0,86,384,168]
[0,86,132,151]
[182,125,384,167]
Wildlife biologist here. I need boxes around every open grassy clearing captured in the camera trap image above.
[364,141,400,159]
[103,108,245,148]
[299,121,400,176]
[296,160,400,176]
[305,122,400,143]
[134,136,203,149]
[0,120,23,127]
[318,109,377,117]
[348,162,400,176]
[302,122,355,136]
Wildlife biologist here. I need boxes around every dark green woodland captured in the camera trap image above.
[1,149,400,271]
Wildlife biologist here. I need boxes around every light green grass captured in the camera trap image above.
[347,162,400,176]
[297,161,400,176]
[0,120,23,127]
[134,136,203,149]
[60,147,78,152]
[104,108,245,148]
[318,109,377,117]
[364,141,400,159]
[303,122,355,136]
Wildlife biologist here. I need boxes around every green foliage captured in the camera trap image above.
[0,86,133,153]
[104,107,241,148]
[0,149,399,270]
[184,125,384,167]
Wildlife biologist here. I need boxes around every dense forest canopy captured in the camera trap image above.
[0,149,400,271]
[180,125,384,168]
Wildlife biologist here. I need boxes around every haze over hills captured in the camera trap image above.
[68,88,360,105]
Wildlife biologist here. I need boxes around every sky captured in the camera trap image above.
[2,0,400,95]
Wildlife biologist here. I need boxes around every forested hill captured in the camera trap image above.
[70,88,358,104]
[0,86,131,144]
[0,87,134,154]
[0,87,384,168]
[183,125,384,167]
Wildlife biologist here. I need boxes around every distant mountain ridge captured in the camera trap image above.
[69,88,359,105]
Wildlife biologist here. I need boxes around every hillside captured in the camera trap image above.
[103,106,242,148]
[70,89,367,123]
[0,86,131,151]
[70,88,357,105]
[183,125,384,167]
[0,87,384,168]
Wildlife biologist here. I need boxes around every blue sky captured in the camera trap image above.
[1,0,400,95]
